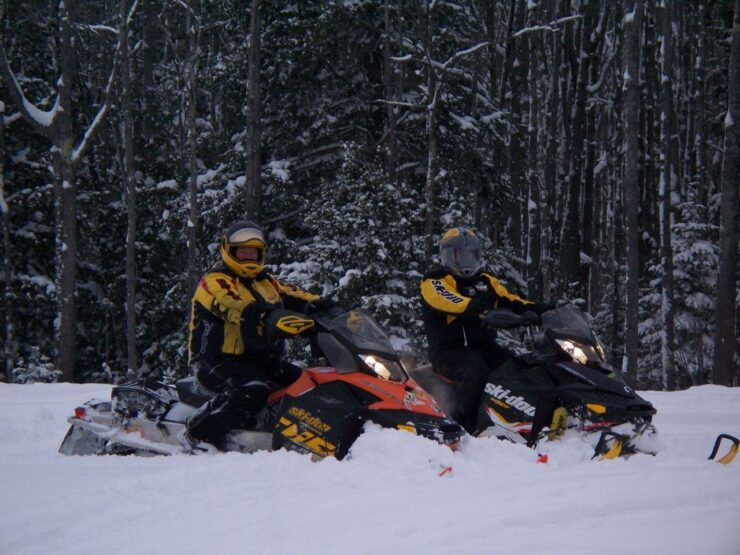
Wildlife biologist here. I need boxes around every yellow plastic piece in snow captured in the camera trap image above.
[717,443,738,465]
[547,407,568,441]
[600,439,623,460]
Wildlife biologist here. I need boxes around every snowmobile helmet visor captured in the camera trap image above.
[439,228,481,278]
[227,226,265,246]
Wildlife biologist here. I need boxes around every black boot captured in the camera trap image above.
[186,381,269,450]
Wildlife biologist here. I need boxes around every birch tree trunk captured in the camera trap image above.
[623,0,643,383]
[712,0,739,386]
[245,0,262,220]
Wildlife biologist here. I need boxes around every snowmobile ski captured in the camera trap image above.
[708,433,739,465]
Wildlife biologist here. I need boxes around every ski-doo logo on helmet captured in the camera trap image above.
[431,280,464,304]
[484,383,536,417]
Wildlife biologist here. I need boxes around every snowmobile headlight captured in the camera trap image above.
[362,355,392,380]
[359,354,407,382]
[556,339,589,364]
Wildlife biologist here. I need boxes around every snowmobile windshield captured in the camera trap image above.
[542,308,606,364]
[542,308,594,343]
[315,310,408,382]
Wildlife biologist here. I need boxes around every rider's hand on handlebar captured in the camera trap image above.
[521,310,542,326]
[305,298,343,318]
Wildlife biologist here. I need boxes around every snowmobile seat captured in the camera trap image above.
[176,377,215,407]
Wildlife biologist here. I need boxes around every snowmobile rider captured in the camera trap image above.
[420,227,553,434]
[185,220,338,449]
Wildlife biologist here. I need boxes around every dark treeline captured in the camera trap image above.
[0,0,737,388]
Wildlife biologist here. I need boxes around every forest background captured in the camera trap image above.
[0,0,737,389]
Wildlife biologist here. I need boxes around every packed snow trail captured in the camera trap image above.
[1,383,738,555]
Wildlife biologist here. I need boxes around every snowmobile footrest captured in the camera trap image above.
[708,434,739,465]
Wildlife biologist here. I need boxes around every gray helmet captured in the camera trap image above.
[439,227,481,278]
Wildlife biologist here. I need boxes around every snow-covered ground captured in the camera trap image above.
[1,383,738,555]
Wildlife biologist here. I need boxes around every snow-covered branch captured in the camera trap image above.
[128,0,141,26]
[513,14,583,38]
[390,54,412,63]
[588,37,618,94]
[441,41,490,70]
[0,43,58,135]
[373,99,423,111]
[72,41,121,164]
[75,24,118,35]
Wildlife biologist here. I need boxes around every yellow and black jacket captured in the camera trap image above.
[188,263,320,365]
[420,265,541,356]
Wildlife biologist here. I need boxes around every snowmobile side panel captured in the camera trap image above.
[267,370,317,404]
[58,425,107,455]
[272,381,365,459]
[307,370,445,417]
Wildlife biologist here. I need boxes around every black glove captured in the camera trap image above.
[521,310,542,326]
[481,308,526,329]
[531,301,556,315]
[240,304,275,352]
[461,297,488,321]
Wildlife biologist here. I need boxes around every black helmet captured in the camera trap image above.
[219,221,266,278]
[439,227,481,278]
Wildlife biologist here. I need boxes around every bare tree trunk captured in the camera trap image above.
[712,0,739,386]
[498,0,517,105]
[542,0,563,302]
[0,100,14,383]
[186,1,200,293]
[416,0,439,261]
[623,0,643,384]
[659,0,677,390]
[582,4,609,312]
[641,0,659,265]
[245,0,262,220]
[693,3,708,206]
[383,0,398,182]
[54,0,80,383]
[507,1,525,256]
[560,0,596,302]
[119,0,137,377]
[527,29,541,298]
